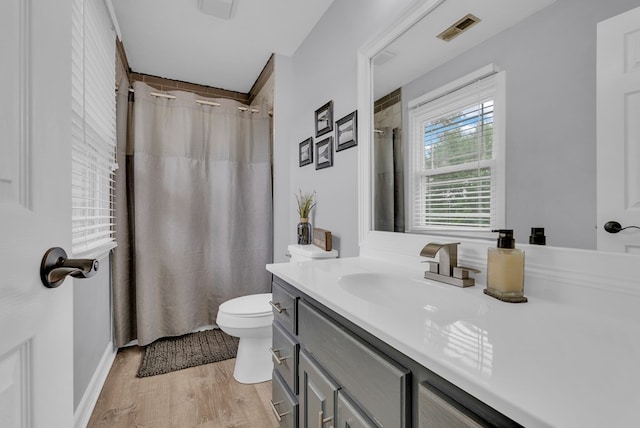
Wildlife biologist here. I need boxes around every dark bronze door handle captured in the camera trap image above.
[40,247,99,288]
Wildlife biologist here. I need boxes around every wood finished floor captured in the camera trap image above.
[88,346,279,428]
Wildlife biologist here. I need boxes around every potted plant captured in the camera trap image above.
[296,190,316,245]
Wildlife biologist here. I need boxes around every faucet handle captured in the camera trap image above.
[425,261,440,274]
[452,266,481,279]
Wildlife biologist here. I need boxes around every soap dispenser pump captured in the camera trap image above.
[484,229,528,303]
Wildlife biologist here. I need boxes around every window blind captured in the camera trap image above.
[408,72,502,232]
[71,0,117,256]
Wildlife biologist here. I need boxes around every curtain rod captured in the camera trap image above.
[126,87,263,114]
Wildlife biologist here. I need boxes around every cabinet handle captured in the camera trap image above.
[318,410,333,428]
[269,347,289,365]
[269,399,290,422]
[269,300,284,313]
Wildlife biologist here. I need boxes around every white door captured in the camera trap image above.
[0,0,74,427]
[597,6,640,253]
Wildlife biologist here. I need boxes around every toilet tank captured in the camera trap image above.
[287,244,338,262]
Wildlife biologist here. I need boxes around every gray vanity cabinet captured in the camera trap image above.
[270,276,519,428]
[298,350,340,428]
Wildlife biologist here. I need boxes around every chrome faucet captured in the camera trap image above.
[419,242,479,287]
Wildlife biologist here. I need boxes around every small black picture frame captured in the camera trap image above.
[335,110,357,152]
[299,137,313,167]
[315,101,333,137]
[315,137,333,170]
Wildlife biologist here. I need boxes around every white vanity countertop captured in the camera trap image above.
[266,256,640,428]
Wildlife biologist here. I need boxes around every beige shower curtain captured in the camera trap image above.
[374,127,404,232]
[112,81,272,347]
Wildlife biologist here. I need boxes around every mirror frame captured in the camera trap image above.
[356,0,487,256]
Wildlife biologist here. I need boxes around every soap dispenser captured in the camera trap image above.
[484,229,528,303]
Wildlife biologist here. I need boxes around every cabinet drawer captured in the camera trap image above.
[298,300,410,428]
[337,390,377,428]
[272,321,299,394]
[271,281,298,335]
[419,383,484,428]
[419,379,523,428]
[272,370,298,428]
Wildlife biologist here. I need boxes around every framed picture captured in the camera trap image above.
[299,137,313,167]
[315,101,333,137]
[335,110,357,152]
[315,137,333,170]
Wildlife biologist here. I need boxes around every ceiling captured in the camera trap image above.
[112,0,334,93]
[373,0,556,99]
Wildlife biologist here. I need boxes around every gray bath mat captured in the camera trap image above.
[137,329,239,377]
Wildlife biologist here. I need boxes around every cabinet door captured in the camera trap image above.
[336,391,377,428]
[298,300,409,427]
[299,350,340,428]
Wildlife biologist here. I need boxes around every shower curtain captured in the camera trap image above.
[374,128,395,231]
[112,81,272,347]
[374,127,404,232]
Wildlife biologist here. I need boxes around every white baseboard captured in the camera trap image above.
[73,342,117,428]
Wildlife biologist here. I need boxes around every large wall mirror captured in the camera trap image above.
[358,0,640,252]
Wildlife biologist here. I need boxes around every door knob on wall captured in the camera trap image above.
[604,221,640,234]
[40,247,99,288]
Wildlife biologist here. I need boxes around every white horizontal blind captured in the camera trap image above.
[71,0,117,256]
[408,73,502,232]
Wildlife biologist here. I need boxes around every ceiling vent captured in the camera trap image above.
[198,0,236,20]
[372,50,397,66]
[437,13,481,42]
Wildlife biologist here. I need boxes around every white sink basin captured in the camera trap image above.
[337,272,484,323]
[337,272,441,309]
[338,272,425,295]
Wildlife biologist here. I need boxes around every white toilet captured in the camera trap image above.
[216,244,338,384]
[217,293,274,384]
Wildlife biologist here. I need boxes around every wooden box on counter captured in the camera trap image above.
[313,228,332,251]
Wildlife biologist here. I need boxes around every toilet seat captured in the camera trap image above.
[218,293,273,317]
[217,293,273,329]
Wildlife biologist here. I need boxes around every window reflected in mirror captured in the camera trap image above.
[406,69,504,233]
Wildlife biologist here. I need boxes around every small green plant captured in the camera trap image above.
[296,189,316,219]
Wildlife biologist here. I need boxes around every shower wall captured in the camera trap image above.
[374,88,402,131]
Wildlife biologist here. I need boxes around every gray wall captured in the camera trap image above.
[273,54,295,263]
[73,256,112,410]
[273,0,640,254]
[402,0,640,249]
[273,0,414,261]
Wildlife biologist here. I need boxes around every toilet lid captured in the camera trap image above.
[219,293,273,317]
